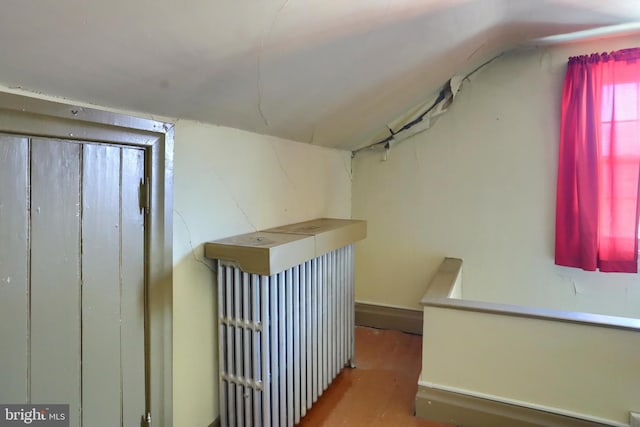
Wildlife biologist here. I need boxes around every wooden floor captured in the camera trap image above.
[298,326,452,427]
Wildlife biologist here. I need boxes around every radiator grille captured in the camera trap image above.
[217,244,355,427]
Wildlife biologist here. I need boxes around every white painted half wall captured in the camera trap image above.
[421,306,640,426]
[172,121,352,426]
[352,34,640,318]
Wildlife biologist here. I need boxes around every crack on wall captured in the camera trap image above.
[256,0,291,128]
[270,141,296,189]
[230,195,258,231]
[557,272,580,296]
[343,154,353,181]
[211,169,259,231]
[174,208,216,272]
[269,141,310,218]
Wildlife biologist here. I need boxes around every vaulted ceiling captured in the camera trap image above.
[1,0,639,150]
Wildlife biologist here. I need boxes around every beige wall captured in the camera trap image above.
[352,34,640,318]
[172,120,352,426]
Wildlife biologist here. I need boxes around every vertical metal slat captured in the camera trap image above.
[330,250,337,380]
[234,269,244,425]
[252,275,264,427]
[325,252,332,383]
[326,253,332,389]
[225,267,236,427]
[348,245,355,365]
[311,258,319,403]
[305,260,313,409]
[218,263,227,427]
[340,248,349,366]
[269,274,279,427]
[260,276,271,427]
[323,254,329,391]
[277,272,287,426]
[242,272,252,426]
[337,248,344,368]
[285,268,294,427]
[318,255,324,393]
[299,263,307,417]
[292,266,301,424]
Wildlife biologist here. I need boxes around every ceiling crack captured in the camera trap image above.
[466,41,487,62]
[277,0,291,13]
[256,0,291,128]
[256,58,269,127]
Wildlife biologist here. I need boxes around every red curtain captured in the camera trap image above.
[555,49,640,273]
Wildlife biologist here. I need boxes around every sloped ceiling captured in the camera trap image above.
[1,0,639,150]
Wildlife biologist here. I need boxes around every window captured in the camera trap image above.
[555,49,640,273]
[600,82,640,255]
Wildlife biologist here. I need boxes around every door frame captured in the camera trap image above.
[0,92,173,426]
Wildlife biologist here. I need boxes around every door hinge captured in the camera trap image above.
[145,411,151,426]
[139,177,150,214]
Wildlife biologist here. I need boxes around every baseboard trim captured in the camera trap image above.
[415,383,621,427]
[355,302,423,335]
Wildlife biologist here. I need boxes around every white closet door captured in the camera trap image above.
[0,136,147,427]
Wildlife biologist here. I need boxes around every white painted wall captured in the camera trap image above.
[352,34,640,318]
[172,120,352,426]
